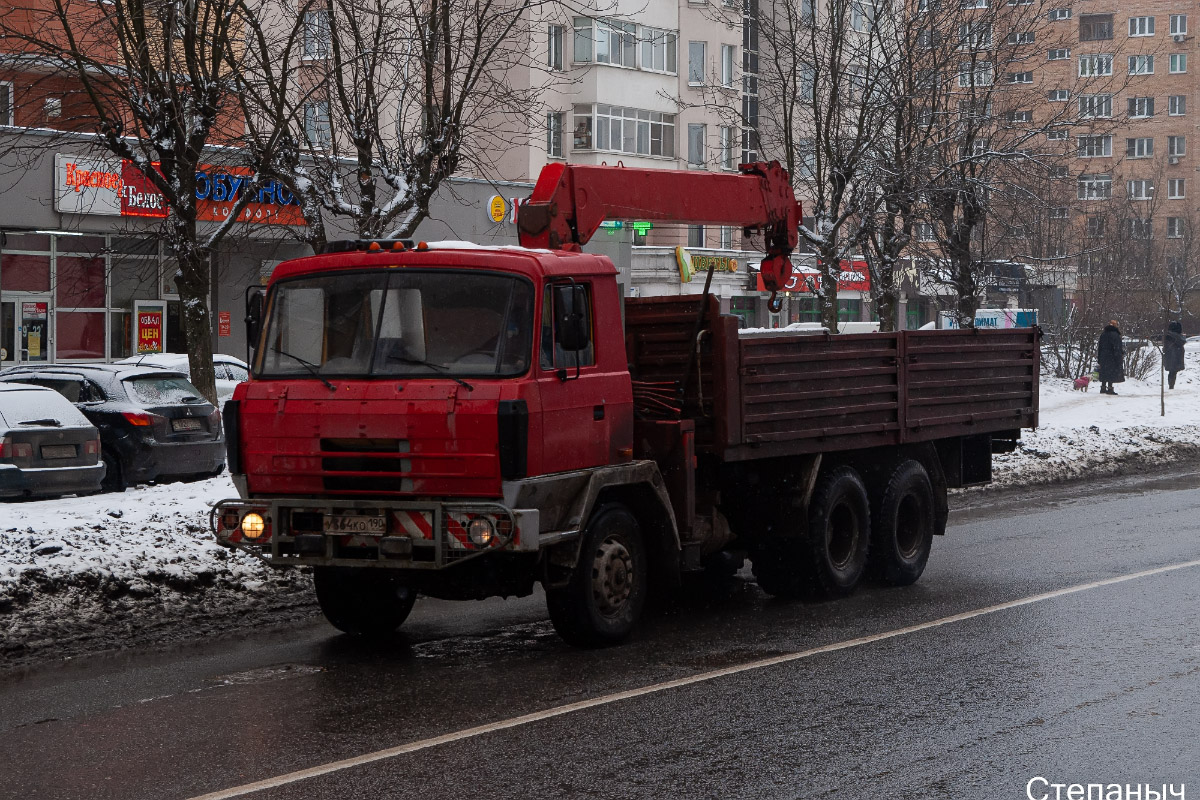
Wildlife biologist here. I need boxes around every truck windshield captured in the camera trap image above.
[257,270,534,379]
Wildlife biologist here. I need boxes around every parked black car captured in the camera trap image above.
[0,383,105,499]
[0,364,224,492]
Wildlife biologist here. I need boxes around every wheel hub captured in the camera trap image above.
[591,536,633,617]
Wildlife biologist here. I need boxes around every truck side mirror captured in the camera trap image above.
[245,290,264,351]
[552,284,589,352]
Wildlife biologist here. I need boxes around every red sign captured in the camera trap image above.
[21,301,48,320]
[218,311,232,337]
[137,311,164,353]
[757,260,871,294]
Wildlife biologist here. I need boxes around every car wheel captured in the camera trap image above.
[101,452,126,493]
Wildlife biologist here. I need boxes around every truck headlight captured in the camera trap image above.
[467,517,495,546]
[241,512,267,541]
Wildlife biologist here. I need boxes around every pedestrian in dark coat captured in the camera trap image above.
[1164,320,1186,390]
[1097,320,1125,395]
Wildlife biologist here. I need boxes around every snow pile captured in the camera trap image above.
[990,348,1200,489]
[0,478,312,664]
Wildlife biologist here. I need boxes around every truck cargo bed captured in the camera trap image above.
[625,296,1039,461]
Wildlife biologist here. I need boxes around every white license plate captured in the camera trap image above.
[323,514,386,534]
[41,444,76,459]
[172,418,203,432]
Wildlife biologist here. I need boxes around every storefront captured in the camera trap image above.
[754,260,875,327]
[630,245,771,325]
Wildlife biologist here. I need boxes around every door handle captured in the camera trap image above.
[593,405,605,421]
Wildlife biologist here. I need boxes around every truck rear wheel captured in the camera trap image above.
[546,503,647,647]
[313,567,417,636]
[753,466,871,599]
[869,460,934,586]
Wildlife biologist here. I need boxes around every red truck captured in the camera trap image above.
[212,162,1039,646]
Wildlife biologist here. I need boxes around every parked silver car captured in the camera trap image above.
[0,384,104,499]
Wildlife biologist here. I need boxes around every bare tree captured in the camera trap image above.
[0,0,286,402]
[235,0,557,252]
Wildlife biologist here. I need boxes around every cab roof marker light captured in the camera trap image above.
[416,241,429,251]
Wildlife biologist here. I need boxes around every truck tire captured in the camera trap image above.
[753,466,871,599]
[313,567,417,636]
[869,459,934,586]
[546,503,648,647]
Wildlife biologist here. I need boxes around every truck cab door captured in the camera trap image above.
[536,282,611,473]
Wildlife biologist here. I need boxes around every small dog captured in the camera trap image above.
[1073,375,1091,392]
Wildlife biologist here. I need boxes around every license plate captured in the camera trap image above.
[172,418,203,432]
[41,444,76,459]
[323,514,387,535]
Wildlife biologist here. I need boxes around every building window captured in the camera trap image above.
[1127,179,1154,199]
[1050,165,1068,178]
[548,24,564,71]
[304,101,332,148]
[851,1,876,32]
[1007,31,1034,44]
[1078,53,1112,76]
[960,0,988,8]
[1167,217,1184,238]
[1170,53,1187,73]
[1077,135,1111,157]
[303,10,331,60]
[1048,48,1070,60]
[718,226,734,249]
[1169,95,1187,115]
[688,225,705,248]
[719,125,736,169]
[1010,109,1033,123]
[1078,14,1112,40]
[1170,15,1187,35]
[1078,94,1112,118]
[1008,71,1033,83]
[574,18,637,67]
[1128,16,1155,36]
[1128,55,1154,74]
[0,82,11,126]
[688,123,706,166]
[576,104,675,157]
[1048,7,1070,20]
[720,44,736,87]
[915,222,935,241]
[640,27,678,74]
[1086,216,1105,237]
[958,61,993,87]
[1126,218,1152,239]
[546,112,564,158]
[1128,97,1155,117]
[1168,136,1186,157]
[1078,173,1112,199]
[1126,137,1153,158]
[1048,89,1070,102]
[688,41,707,84]
[1050,206,1069,218]
[1048,128,1067,140]
[1168,178,1186,198]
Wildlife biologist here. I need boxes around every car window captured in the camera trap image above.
[226,365,248,382]
[125,376,205,405]
[4,377,84,403]
[0,388,91,428]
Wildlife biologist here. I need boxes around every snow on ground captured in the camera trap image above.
[3,347,1199,666]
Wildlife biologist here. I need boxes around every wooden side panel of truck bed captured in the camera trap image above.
[624,296,1039,462]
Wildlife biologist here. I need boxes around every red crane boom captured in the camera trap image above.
[516,161,802,306]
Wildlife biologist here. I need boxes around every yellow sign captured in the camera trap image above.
[675,246,693,282]
[691,255,739,274]
[487,195,507,223]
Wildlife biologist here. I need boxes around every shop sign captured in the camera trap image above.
[55,154,305,225]
[218,311,232,337]
[691,255,739,275]
[137,310,164,353]
[486,195,507,223]
[21,302,47,320]
[675,246,693,282]
[755,260,871,294]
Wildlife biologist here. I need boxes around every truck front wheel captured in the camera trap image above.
[546,503,647,647]
[869,460,934,586]
[313,567,417,636]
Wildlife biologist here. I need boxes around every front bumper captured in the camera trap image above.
[210,497,540,570]
[0,462,105,499]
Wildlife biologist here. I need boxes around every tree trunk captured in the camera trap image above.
[877,291,898,332]
[818,249,840,333]
[175,245,218,405]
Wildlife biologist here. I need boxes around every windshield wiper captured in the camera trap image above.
[19,418,61,427]
[271,347,337,392]
[387,354,474,391]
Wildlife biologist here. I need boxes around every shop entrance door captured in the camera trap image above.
[18,297,51,363]
[1,301,14,365]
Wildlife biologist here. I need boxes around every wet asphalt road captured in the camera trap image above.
[2,473,1199,800]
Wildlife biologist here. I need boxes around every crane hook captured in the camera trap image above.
[768,291,783,314]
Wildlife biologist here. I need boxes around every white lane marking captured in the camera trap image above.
[188,557,1200,800]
